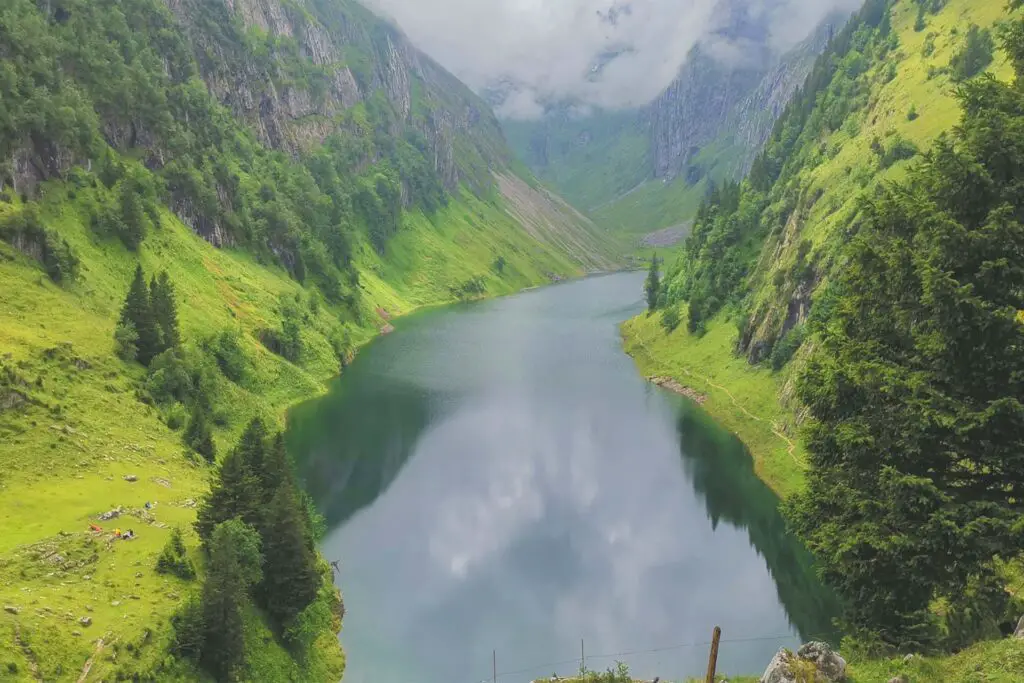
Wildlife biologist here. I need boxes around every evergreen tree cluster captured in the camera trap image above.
[180,419,324,678]
[116,265,180,366]
[787,12,1024,651]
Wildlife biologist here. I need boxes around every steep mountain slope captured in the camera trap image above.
[504,6,849,242]
[0,0,617,680]
[629,0,1011,493]
[625,0,1023,662]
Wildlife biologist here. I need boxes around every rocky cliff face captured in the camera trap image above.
[650,13,842,181]
[165,0,506,191]
[505,5,848,206]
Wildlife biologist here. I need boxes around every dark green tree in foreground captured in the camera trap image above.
[195,438,262,544]
[257,482,322,627]
[644,254,661,312]
[199,520,262,681]
[787,14,1024,650]
[195,419,323,632]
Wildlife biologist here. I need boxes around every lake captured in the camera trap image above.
[287,271,838,683]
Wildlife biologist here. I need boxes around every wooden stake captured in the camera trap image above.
[581,639,585,674]
[705,626,721,683]
[492,649,496,683]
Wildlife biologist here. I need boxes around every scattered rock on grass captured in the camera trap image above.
[761,641,847,683]
[4,605,19,615]
[98,508,122,521]
[79,616,91,627]
[123,474,138,482]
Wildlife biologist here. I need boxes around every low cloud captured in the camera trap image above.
[364,0,862,119]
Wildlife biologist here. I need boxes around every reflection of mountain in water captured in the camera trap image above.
[673,401,841,643]
[287,374,441,529]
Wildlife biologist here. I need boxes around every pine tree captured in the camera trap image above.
[257,433,294,501]
[119,265,161,365]
[200,520,262,681]
[257,482,321,627]
[787,15,1024,648]
[235,418,269,476]
[150,271,180,351]
[195,448,262,545]
[185,409,216,463]
[644,255,661,312]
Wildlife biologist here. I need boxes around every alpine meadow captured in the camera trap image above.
[4,0,1024,681]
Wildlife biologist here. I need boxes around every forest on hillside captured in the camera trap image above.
[650,0,1024,655]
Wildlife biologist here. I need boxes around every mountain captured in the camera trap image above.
[625,0,1024,665]
[0,0,618,680]
[503,4,849,241]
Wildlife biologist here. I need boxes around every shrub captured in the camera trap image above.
[907,104,919,121]
[210,329,248,383]
[156,527,196,580]
[170,595,205,660]
[114,321,139,361]
[950,25,995,81]
[770,324,807,371]
[661,306,681,333]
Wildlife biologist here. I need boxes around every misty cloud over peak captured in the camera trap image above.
[363,0,862,119]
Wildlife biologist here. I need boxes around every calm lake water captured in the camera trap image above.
[287,272,838,683]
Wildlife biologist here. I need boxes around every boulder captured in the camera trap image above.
[79,616,92,627]
[761,641,846,683]
[1014,615,1024,639]
[4,605,19,615]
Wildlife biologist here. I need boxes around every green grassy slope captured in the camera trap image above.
[622,0,1024,676]
[0,0,619,678]
[0,168,600,680]
[630,0,1012,488]
[502,110,652,213]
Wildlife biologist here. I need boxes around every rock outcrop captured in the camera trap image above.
[761,642,847,683]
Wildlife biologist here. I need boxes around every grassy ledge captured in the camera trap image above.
[621,311,806,499]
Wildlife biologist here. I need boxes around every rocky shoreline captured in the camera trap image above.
[649,376,708,405]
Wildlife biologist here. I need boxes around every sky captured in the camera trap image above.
[364,0,863,119]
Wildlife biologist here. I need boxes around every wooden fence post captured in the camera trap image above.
[705,626,721,683]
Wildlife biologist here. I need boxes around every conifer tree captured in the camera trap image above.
[195,447,261,545]
[119,265,161,365]
[788,13,1024,648]
[257,433,294,501]
[644,254,660,312]
[150,271,180,351]
[200,520,262,681]
[235,418,270,476]
[257,482,321,627]
[185,409,216,464]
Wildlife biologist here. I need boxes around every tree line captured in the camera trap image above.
[787,10,1024,652]
[170,419,327,680]
[645,0,1023,654]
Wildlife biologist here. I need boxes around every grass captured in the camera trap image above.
[617,2,1024,680]
[621,309,806,498]
[0,170,609,680]
[503,111,652,213]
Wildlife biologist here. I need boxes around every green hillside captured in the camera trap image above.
[626,0,1024,672]
[502,109,651,213]
[0,0,616,680]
